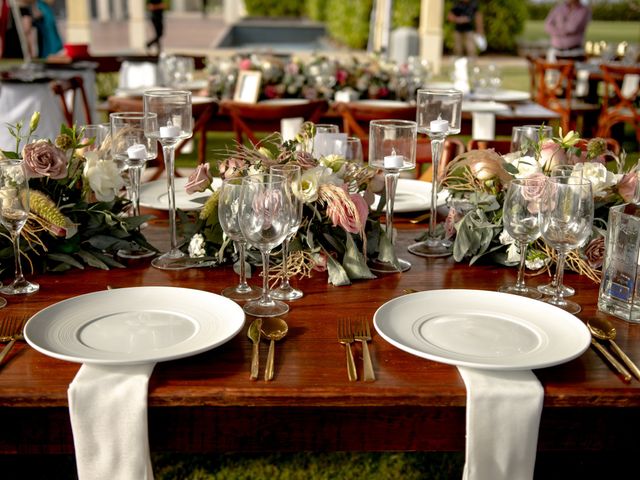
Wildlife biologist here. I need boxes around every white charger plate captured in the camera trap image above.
[372,178,449,213]
[139,177,221,211]
[24,287,245,365]
[374,289,590,370]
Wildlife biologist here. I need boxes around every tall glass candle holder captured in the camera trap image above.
[144,90,193,270]
[368,119,417,273]
[408,88,462,258]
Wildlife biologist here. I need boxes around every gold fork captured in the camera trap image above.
[0,316,28,365]
[353,317,375,382]
[337,317,357,382]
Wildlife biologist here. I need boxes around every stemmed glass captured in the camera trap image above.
[110,112,158,259]
[510,125,553,158]
[80,124,110,154]
[368,119,417,273]
[239,173,292,317]
[498,177,546,299]
[343,136,364,163]
[408,88,463,258]
[218,177,262,301]
[538,165,584,297]
[540,176,594,314]
[144,90,193,270]
[270,164,304,301]
[0,160,39,295]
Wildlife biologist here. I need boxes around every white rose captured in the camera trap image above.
[573,162,616,197]
[188,233,206,258]
[83,151,125,202]
[506,242,520,263]
[503,153,542,178]
[499,230,515,245]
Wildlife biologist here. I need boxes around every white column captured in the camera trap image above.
[128,0,147,52]
[97,0,110,22]
[113,0,125,21]
[65,0,91,44]
[223,0,246,23]
[419,0,444,74]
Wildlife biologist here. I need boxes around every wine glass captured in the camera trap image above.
[537,165,585,297]
[144,90,193,270]
[344,136,364,163]
[310,123,340,156]
[110,111,158,259]
[408,88,463,258]
[270,164,304,301]
[368,119,417,273]
[498,177,546,299]
[239,173,292,317]
[510,125,553,158]
[0,160,39,295]
[540,176,594,314]
[80,124,110,154]
[218,177,262,301]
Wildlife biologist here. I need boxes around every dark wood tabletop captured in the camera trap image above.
[1,213,639,456]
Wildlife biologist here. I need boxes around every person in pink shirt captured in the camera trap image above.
[544,0,591,57]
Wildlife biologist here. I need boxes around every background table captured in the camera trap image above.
[0,218,639,457]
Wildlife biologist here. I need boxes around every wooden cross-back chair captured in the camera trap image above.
[467,139,512,155]
[417,138,466,182]
[220,99,329,147]
[597,63,640,143]
[50,76,93,127]
[532,58,600,135]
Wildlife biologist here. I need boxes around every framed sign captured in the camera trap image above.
[233,71,262,103]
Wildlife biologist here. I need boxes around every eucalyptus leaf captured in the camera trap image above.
[76,249,109,270]
[377,228,401,271]
[342,233,376,280]
[47,252,85,269]
[326,253,351,286]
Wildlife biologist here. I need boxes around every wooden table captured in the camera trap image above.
[1,217,639,457]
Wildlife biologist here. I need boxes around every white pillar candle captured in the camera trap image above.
[430,118,449,134]
[127,143,148,159]
[384,154,404,169]
[160,124,180,138]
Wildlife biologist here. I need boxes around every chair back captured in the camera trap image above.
[467,139,512,155]
[532,58,575,133]
[50,76,93,126]
[597,63,640,142]
[220,99,329,147]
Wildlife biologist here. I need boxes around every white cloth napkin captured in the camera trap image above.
[280,117,304,142]
[471,112,496,140]
[68,363,156,480]
[458,367,544,480]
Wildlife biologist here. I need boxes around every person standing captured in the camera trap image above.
[447,0,484,58]
[33,0,63,58]
[544,0,591,59]
[146,0,166,53]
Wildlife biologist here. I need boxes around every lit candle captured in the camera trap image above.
[430,117,449,134]
[159,123,180,138]
[383,150,404,169]
[127,143,148,160]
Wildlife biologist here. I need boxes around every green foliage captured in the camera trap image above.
[324,0,373,49]
[244,0,304,17]
[305,0,328,21]
[393,0,420,28]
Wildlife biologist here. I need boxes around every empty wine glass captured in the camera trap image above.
[218,177,262,301]
[0,160,39,295]
[144,90,193,270]
[540,176,594,314]
[110,111,158,259]
[270,164,304,301]
[368,119,417,273]
[344,136,364,163]
[239,173,292,317]
[80,124,110,154]
[498,177,546,299]
[510,125,553,159]
[408,88,462,258]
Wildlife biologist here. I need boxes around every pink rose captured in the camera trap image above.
[539,139,567,170]
[584,236,605,269]
[22,140,68,179]
[520,173,547,214]
[617,172,638,203]
[218,157,246,179]
[185,163,212,194]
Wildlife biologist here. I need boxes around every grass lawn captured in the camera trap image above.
[521,20,640,45]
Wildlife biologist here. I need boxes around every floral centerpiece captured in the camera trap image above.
[439,130,636,281]
[0,112,155,274]
[206,53,430,102]
[182,124,391,286]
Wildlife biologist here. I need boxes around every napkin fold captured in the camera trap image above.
[68,363,156,480]
[458,367,543,480]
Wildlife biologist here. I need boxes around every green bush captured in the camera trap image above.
[324,0,373,49]
[305,0,329,21]
[244,0,304,17]
[393,0,421,28]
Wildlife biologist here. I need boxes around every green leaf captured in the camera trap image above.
[47,252,84,269]
[76,249,109,270]
[326,253,351,286]
[342,233,376,280]
[85,235,131,251]
[376,228,401,271]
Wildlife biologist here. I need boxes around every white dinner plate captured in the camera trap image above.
[374,289,590,370]
[372,178,449,213]
[139,177,221,211]
[470,89,531,103]
[24,287,245,365]
[462,100,511,113]
[353,99,410,107]
[259,98,309,105]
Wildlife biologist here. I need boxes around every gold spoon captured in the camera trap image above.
[588,317,640,381]
[247,319,262,381]
[261,317,288,381]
